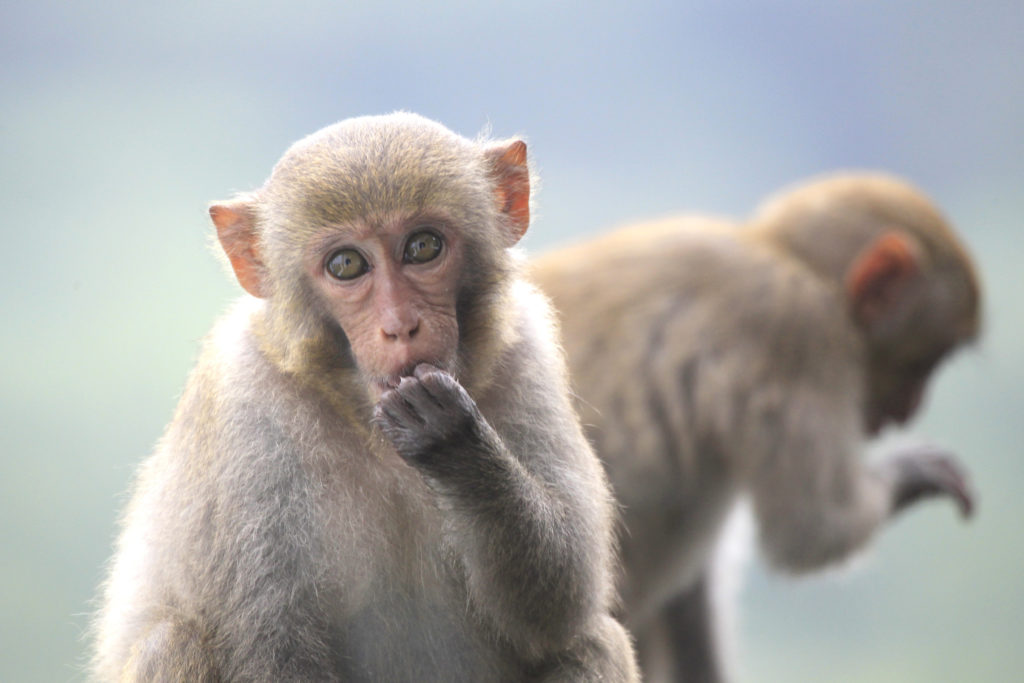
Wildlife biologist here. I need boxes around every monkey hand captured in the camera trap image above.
[885,444,975,519]
[373,363,489,472]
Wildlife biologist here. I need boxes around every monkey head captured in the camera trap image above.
[754,173,982,435]
[847,227,981,435]
[208,113,531,402]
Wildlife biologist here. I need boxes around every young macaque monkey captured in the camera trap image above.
[91,113,638,682]
[530,173,981,683]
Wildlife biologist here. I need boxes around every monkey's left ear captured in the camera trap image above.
[486,140,531,246]
[210,198,267,298]
[846,231,920,327]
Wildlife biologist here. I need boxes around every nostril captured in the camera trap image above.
[381,320,420,341]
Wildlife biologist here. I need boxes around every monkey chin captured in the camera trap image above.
[866,403,919,438]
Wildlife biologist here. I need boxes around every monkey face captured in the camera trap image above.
[864,376,925,435]
[306,213,464,400]
[864,344,948,435]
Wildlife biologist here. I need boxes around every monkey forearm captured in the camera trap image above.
[375,367,606,645]
[764,445,975,572]
[754,460,892,572]
[428,420,606,646]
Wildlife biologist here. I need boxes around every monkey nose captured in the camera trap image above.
[380,315,421,342]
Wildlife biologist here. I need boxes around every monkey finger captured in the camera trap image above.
[891,450,975,519]
[376,387,427,428]
[412,363,460,394]
[413,362,443,379]
[934,458,975,519]
[394,375,450,421]
[413,364,472,410]
[372,403,430,461]
[916,452,975,519]
[370,404,405,438]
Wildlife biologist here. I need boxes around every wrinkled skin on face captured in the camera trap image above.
[304,214,464,400]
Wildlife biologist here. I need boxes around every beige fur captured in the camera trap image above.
[531,172,980,682]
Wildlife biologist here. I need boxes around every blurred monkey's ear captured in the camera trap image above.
[846,231,919,328]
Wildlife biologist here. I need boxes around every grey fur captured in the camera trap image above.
[91,114,637,682]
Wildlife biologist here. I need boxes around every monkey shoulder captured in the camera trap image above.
[163,299,372,500]
[645,234,862,432]
[477,279,572,411]
[198,297,277,392]
[473,279,602,470]
[706,237,860,365]
[706,240,866,442]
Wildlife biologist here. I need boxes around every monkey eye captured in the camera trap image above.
[326,248,369,280]
[404,230,443,264]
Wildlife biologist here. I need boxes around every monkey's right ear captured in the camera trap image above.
[485,140,531,247]
[210,199,267,298]
[846,231,919,328]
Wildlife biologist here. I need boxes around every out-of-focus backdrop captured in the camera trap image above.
[2,2,1021,681]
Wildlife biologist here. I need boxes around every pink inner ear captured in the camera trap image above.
[846,232,918,325]
[491,141,530,245]
[210,202,266,298]
[501,139,527,167]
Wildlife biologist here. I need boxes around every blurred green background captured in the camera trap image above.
[2,2,1021,681]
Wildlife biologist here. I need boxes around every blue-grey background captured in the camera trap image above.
[2,2,1021,680]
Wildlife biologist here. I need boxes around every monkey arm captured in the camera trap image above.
[748,381,975,574]
[745,381,896,573]
[374,362,614,655]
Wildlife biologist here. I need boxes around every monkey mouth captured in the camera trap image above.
[371,360,447,394]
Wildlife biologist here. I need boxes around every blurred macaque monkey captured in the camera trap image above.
[92,113,638,682]
[531,173,981,682]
